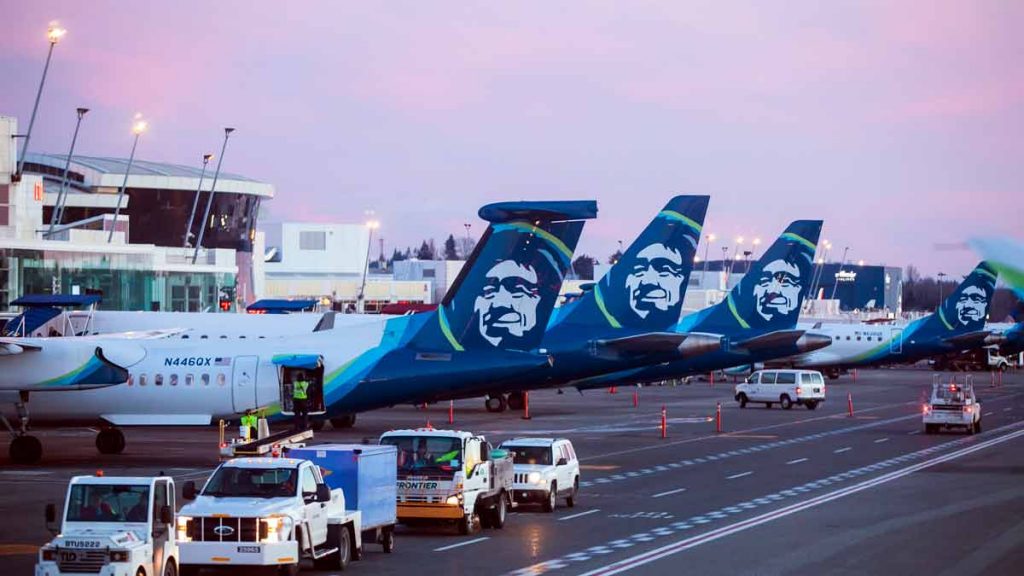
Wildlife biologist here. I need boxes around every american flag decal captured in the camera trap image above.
[215,357,232,366]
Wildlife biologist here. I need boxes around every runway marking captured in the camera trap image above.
[581,465,620,471]
[726,472,752,480]
[786,458,808,465]
[908,430,921,435]
[985,412,994,416]
[560,509,601,521]
[509,420,1024,576]
[0,470,52,476]
[720,434,778,439]
[652,488,687,498]
[874,438,890,444]
[833,447,852,454]
[1003,407,1012,412]
[434,537,489,552]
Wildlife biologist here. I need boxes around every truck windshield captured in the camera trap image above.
[202,467,298,498]
[506,446,551,465]
[66,484,150,523]
[382,435,462,473]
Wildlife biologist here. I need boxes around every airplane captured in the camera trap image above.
[549,220,829,391]
[0,200,595,464]
[783,262,1000,378]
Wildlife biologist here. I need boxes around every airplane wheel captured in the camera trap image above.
[309,420,326,432]
[96,428,126,455]
[485,395,507,413]
[10,435,42,464]
[507,392,524,411]
[330,414,357,429]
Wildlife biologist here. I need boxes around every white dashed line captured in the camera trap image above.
[1003,407,1012,412]
[785,458,808,465]
[434,537,489,552]
[726,472,753,480]
[559,509,601,521]
[984,412,994,416]
[833,447,852,454]
[652,488,687,499]
[873,438,889,444]
[908,430,921,435]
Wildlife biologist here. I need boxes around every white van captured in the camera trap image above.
[734,369,826,410]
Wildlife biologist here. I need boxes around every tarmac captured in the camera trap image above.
[2,367,1022,575]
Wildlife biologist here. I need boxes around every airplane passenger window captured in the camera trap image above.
[185,374,194,386]
[201,374,210,386]
[127,375,134,387]
[856,336,862,341]
[170,374,179,386]
[139,374,147,386]
[155,374,164,386]
[217,373,226,386]
[200,335,208,339]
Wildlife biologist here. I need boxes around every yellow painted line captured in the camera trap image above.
[211,557,231,562]
[0,544,39,556]
[277,557,296,563]
[580,464,620,471]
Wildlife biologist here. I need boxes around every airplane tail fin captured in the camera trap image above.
[921,262,998,336]
[687,220,822,335]
[555,195,709,330]
[407,201,597,352]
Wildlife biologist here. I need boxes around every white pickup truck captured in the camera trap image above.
[177,457,361,574]
[36,475,178,576]
[923,382,982,435]
[380,428,513,535]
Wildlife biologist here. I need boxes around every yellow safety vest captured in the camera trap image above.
[293,380,310,400]
[241,414,257,428]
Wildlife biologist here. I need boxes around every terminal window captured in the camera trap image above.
[299,231,327,251]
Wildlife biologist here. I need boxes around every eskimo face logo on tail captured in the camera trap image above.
[753,259,803,322]
[625,243,686,320]
[955,285,988,327]
[474,259,542,346]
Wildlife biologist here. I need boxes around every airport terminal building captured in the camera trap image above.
[1,115,271,311]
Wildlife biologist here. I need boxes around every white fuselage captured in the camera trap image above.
[1,320,389,426]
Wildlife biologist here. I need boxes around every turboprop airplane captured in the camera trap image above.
[785,262,1000,378]
[0,200,595,464]
[545,220,831,391]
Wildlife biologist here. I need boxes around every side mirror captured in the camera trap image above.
[182,481,197,501]
[556,457,568,466]
[160,505,173,525]
[45,503,56,524]
[316,484,331,503]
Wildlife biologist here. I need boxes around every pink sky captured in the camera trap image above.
[1,0,1021,276]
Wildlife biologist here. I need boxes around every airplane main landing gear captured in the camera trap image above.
[484,395,507,413]
[95,427,126,455]
[506,392,525,411]
[330,414,357,429]
[4,391,43,464]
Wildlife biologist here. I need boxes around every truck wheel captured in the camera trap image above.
[925,424,935,435]
[163,560,177,576]
[458,514,473,535]
[805,401,818,410]
[277,562,299,576]
[543,483,557,512]
[490,492,507,529]
[780,395,793,410]
[976,419,983,433]
[480,506,493,529]
[738,394,748,408]
[567,478,579,508]
[382,527,395,553]
[765,402,773,409]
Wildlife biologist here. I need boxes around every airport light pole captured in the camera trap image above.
[107,115,147,243]
[192,127,235,264]
[357,219,380,313]
[46,107,88,237]
[463,222,472,259]
[182,153,214,247]
[721,245,730,287]
[937,272,947,308]
[829,246,850,301]
[701,233,715,286]
[15,23,66,180]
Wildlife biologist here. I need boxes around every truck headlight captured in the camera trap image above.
[41,548,56,562]
[527,472,542,484]
[445,495,461,505]
[109,550,129,562]
[176,516,192,542]
[261,516,289,543]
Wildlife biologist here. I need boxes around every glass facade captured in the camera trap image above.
[1,248,234,311]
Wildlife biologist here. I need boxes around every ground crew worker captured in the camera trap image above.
[292,372,310,431]
[240,410,258,442]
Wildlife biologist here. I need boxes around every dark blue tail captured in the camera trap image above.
[685,220,822,335]
[918,262,998,338]
[554,195,710,331]
[407,201,597,352]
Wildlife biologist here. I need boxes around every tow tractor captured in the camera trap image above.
[36,474,178,576]
[380,428,513,535]
[923,377,982,435]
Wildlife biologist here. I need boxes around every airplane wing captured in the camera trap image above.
[592,332,722,360]
[81,328,189,340]
[0,339,43,355]
[943,330,1002,349]
[0,339,138,391]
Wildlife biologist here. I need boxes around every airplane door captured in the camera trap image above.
[232,356,259,413]
[890,329,903,355]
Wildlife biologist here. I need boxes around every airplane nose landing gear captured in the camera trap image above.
[4,391,43,464]
[95,427,126,455]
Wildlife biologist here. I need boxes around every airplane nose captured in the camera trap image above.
[796,332,833,353]
[677,333,723,358]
